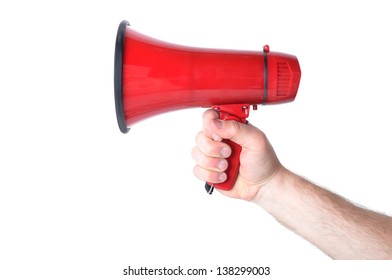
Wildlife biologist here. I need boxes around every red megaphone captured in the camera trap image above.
[114,20,301,192]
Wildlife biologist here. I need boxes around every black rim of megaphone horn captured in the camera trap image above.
[114,20,130,134]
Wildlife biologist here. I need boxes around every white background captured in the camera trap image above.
[1,0,392,279]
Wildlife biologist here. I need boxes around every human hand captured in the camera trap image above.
[192,109,283,201]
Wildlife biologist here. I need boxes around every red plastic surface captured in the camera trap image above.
[120,27,301,127]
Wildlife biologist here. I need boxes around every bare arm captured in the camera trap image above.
[192,109,392,259]
[256,167,392,259]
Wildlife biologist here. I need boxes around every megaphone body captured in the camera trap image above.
[114,20,301,192]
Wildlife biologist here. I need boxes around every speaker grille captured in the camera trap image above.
[276,61,291,96]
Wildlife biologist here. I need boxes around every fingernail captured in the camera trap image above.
[219,172,227,182]
[217,159,228,171]
[220,146,231,158]
[212,133,222,142]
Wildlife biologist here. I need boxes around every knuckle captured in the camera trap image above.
[202,109,219,121]
[194,131,203,144]
[192,165,200,178]
[190,146,199,161]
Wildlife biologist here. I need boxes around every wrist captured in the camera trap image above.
[251,166,296,208]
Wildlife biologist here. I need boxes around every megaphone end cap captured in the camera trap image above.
[114,20,130,134]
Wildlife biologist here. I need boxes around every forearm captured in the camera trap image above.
[254,167,392,259]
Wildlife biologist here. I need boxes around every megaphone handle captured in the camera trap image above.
[206,104,250,193]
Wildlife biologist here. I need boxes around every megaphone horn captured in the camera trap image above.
[114,20,301,192]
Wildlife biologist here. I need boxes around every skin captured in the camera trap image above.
[192,109,392,259]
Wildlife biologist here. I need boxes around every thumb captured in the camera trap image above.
[213,118,262,149]
[202,109,265,150]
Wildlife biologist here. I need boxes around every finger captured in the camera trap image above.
[191,146,228,172]
[202,109,222,140]
[195,131,231,158]
[193,165,227,184]
[202,109,263,149]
